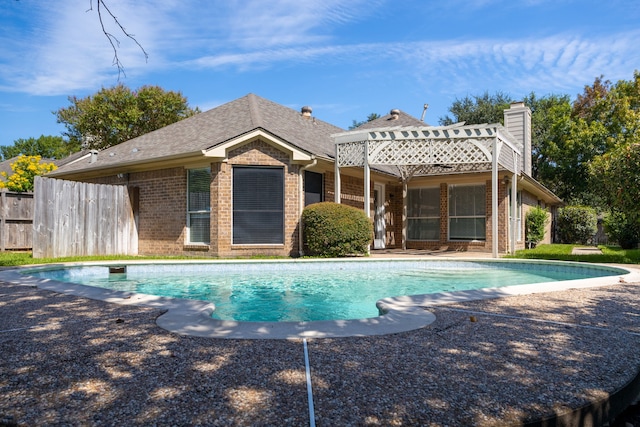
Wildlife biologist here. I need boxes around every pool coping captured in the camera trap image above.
[2,258,639,339]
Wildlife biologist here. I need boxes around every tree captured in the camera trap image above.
[349,113,381,130]
[525,206,549,248]
[522,92,572,183]
[56,84,200,150]
[439,91,513,126]
[0,155,57,192]
[0,135,80,161]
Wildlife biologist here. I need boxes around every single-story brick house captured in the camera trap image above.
[48,93,561,258]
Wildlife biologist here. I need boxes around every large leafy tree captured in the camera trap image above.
[0,135,80,161]
[56,84,199,150]
[522,92,602,204]
[589,71,640,209]
[439,91,513,126]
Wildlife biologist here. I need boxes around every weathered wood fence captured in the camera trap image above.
[0,190,33,251]
[33,177,138,258]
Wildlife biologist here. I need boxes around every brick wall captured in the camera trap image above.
[214,140,300,257]
[404,179,513,253]
[87,168,191,256]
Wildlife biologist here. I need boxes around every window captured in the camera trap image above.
[233,166,284,244]
[187,168,211,244]
[508,188,523,241]
[449,184,486,240]
[407,187,440,240]
[304,171,323,206]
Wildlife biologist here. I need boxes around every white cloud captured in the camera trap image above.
[1,0,639,100]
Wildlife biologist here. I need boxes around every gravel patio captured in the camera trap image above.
[2,262,640,426]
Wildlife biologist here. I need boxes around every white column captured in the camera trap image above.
[364,142,371,218]
[334,147,341,203]
[510,172,517,254]
[402,179,408,250]
[492,139,499,258]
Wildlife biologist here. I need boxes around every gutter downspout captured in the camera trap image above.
[299,157,317,257]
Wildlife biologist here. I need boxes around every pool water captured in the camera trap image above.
[27,260,622,322]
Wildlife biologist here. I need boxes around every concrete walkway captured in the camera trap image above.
[571,246,604,255]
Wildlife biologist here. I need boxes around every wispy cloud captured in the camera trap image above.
[1,0,638,100]
[185,30,640,96]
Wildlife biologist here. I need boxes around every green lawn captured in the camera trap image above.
[0,244,638,267]
[507,244,640,264]
[0,253,206,268]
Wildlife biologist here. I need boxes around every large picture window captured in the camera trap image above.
[449,184,486,240]
[233,166,284,244]
[187,168,211,244]
[407,187,440,240]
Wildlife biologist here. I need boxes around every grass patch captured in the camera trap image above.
[0,252,291,268]
[508,244,640,264]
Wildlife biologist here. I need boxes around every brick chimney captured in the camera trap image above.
[503,102,532,175]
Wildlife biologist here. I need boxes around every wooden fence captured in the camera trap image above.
[0,190,34,251]
[33,177,138,258]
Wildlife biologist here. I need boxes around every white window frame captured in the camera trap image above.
[448,184,486,241]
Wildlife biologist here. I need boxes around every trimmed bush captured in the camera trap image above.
[302,202,373,257]
[604,211,640,249]
[525,206,549,248]
[556,205,598,245]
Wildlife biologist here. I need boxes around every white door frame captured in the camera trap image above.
[373,183,386,249]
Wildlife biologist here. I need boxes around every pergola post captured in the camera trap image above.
[334,154,341,203]
[492,139,499,258]
[363,142,370,218]
[402,178,408,250]
[510,172,517,253]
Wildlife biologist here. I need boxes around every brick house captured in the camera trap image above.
[49,93,561,258]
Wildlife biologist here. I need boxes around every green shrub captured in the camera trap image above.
[525,206,549,247]
[556,205,598,245]
[604,211,640,249]
[302,202,373,257]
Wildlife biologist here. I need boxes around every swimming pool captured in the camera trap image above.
[25,259,626,322]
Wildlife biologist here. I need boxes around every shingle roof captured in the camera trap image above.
[51,94,345,176]
[355,109,427,130]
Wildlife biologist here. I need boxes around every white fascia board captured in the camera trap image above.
[202,129,313,162]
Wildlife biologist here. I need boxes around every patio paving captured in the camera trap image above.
[1,260,640,426]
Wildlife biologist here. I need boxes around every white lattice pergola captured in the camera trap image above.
[333,124,524,257]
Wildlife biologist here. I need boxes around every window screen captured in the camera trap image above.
[407,187,440,240]
[304,171,323,206]
[233,167,284,244]
[449,184,486,240]
[187,168,211,244]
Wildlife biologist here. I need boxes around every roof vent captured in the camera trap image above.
[390,109,400,120]
[301,106,312,118]
[89,150,98,163]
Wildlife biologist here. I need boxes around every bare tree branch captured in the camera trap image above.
[88,0,149,78]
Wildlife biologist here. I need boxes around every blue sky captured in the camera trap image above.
[1,0,639,147]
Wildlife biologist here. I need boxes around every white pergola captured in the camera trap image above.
[333,123,524,258]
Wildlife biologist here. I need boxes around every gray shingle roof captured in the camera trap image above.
[51,94,345,176]
[355,110,427,130]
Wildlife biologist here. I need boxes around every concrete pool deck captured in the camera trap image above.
[2,256,640,425]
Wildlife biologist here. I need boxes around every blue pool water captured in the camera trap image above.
[26,260,623,322]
